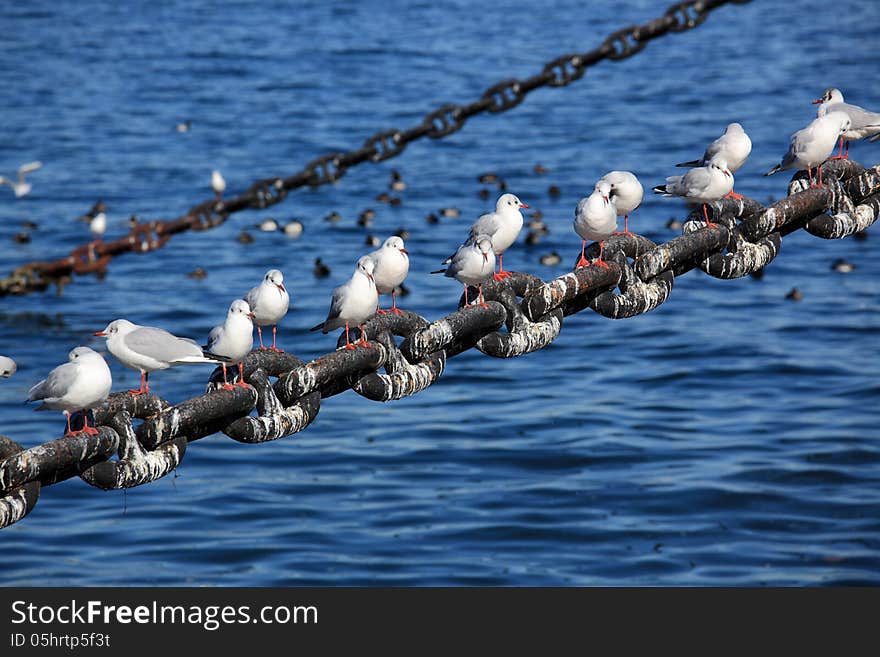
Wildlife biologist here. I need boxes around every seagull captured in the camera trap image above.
[654,160,733,227]
[574,180,617,268]
[203,299,255,389]
[310,256,378,350]
[457,193,528,280]
[813,88,880,159]
[676,122,751,198]
[89,211,107,240]
[94,319,215,395]
[211,170,226,200]
[597,171,643,234]
[0,161,42,198]
[431,234,495,307]
[368,236,410,315]
[0,355,16,378]
[765,112,852,187]
[244,269,290,351]
[26,346,112,436]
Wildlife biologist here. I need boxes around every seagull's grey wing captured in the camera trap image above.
[125,327,204,363]
[467,212,498,239]
[244,285,259,309]
[840,103,880,130]
[27,361,79,402]
[18,161,42,179]
[702,135,726,163]
[205,324,223,350]
[319,283,349,332]
[680,167,712,197]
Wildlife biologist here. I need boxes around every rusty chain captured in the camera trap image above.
[2,157,879,529]
[0,0,751,297]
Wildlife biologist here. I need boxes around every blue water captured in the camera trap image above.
[0,0,878,585]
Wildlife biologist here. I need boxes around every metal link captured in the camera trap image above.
[0,0,750,298]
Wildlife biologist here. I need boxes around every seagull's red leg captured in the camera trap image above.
[358,323,370,348]
[64,410,72,436]
[724,190,744,200]
[269,325,283,352]
[81,412,99,435]
[477,284,489,308]
[344,323,356,350]
[390,289,404,315]
[493,253,511,280]
[128,371,147,395]
[221,363,234,390]
[592,241,612,269]
[462,284,471,308]
[575,240,590,269]
[844,141,850,159]
[702,204,719,229]
[236,361,250,387]
[256,326,266,350]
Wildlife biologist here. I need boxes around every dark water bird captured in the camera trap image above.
[530,209,544,220]
[525,231,542,246]
[785,287,803,301]
[176,120,192,133]
[13,231,31,244]
[533,163,548,175]
[831,258,855,273]
[478,172,499,184]
[187,267,208,279]
[389,170,407,192]
[313,258,331,278]
[426,213,440,224]
[324,211,342,224]
[395,228,411,240]
[358,209,375,226]
[127,214,140,229]
[540,251,562,266]
[365,234,381,247]
[528,219,549,234]
[389,196,402,206]
[548,185,561,198]
[236,230,255,245]
[376,192,392,204]
[478,188,491,200]
[21,220,38,230]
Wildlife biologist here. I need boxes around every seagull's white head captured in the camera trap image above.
[383,236,407,255]
[229,299,255,319]
[264,269,285,292]
[474,234,494,263]
[69,346,99,362]
[94,318,136,338]
[356,255,375,282]
[594,180,613,203]
[496,193,529,212]
[710,159,732,178]
[813,88,843,105]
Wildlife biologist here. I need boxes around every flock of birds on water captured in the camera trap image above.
[1,87,878,438]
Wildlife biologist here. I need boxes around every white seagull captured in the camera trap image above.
[457,193,528,280]
[309,256,379,350]
[203,299,255,389]
[431,234,496,307]
[765,111,852,187]
[0,355,17,378]
[95,319,215,394]
[368,236,410,314]
[26,346,112,436]
[596,171,643,234]
[211,170,226,200]
[654,160,733,227]
[676,122,751,198]
[0,161,43,198]
[812,88,880,159]
[244,269,290,351]
[89,211,107,240]
[574,180,618,269]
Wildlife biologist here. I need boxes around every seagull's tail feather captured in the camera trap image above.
[308,322,324,332]
[869,133,880,143]
[429,268,447,275]
[201,349,226,362]
[764,164,783,177]
[675,159,701,168]
[170,356,218,366]
[652,184,669,195]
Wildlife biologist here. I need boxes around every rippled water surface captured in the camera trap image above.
[1,0,878,585]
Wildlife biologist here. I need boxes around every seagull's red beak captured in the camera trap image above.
[482,252,488,263]
[93,331,106,336]
[399,248,408,255]
[811,98,823,104]
[368,273,374,282]
[247,312,255,319]
[520,202,530,209]
[724,169,731,178]
[277,283,286,292]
